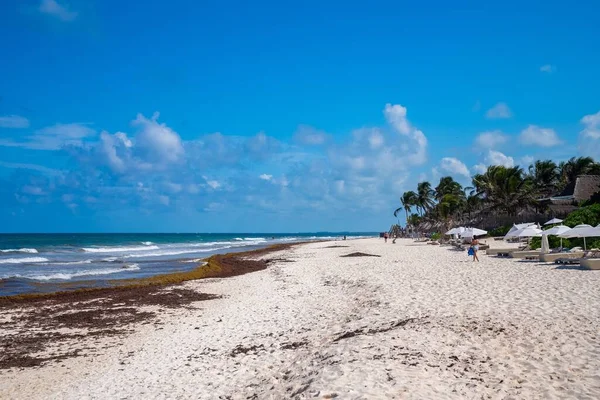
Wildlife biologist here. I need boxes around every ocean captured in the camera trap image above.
[0,233,374,296]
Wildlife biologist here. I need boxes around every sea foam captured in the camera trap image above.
[82,245,159,253]
[0,248,39,254]
[26,264,141,281]
[0,257,49,265]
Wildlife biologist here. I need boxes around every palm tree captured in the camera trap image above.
[462,187,482,222]
[416,181,435,215]
[528,160,559,198]
[559,157,598,188]
[437,193,464,233]
[394,191,418,226]
[435,176,463,202]
[407,213,422,227]
[472,165,534,216]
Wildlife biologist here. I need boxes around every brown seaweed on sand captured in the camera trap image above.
[340,252,380,258]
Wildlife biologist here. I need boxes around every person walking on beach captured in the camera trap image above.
[471,238,480,262]
[384,232,389,243]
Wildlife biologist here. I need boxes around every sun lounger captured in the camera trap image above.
[581,258,600,270]
[555,252,600,265]
[540,252,585,263]
[555,257,582,265]
[486,248,520,256]
[509,250,541,259]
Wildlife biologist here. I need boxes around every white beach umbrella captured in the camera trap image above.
[446,227,465,236]
[559,224,594,250]
[517,226,543,238]
[544,218,563,225]
[544,225,572,236]
[541,233,550,254]
[543,224,571,249]
[577,224,600,238]
[504,223,535,239]
[461,227,488,238]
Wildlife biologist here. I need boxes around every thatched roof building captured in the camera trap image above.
[539,175,600,213]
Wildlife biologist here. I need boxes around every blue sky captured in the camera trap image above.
[1,0,599,232]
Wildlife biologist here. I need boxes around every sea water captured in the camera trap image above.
[0,233,373,296]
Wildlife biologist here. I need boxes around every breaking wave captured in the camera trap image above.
[0,257,49,265]
[82,245,159,253]
[24,264,141,281]
[1,248,39,254]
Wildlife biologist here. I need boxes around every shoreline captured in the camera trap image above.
[0,241,309,302]
[0,241,308,370]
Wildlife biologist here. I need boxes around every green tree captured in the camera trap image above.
[435,176,463,201]
[394,191,418,226]
[528,159,559,198]
[416,181,435,215]
[559,157,598,188]
[472,165,534,215]
[437,193,464,233]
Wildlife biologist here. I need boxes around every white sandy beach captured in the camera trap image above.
[2,238,600,399]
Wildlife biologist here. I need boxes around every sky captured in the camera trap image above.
[0,0,599,233]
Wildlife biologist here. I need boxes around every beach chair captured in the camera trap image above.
[555,251,600,265]
[486,248,515,256]
[540,251,585,263]
[509,250,541,259]
[581,258,600,270]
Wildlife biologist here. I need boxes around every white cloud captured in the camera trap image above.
[580,110,600,139]
[0,161,60,175]
[368,130,384,149]
[383,103,428,164]
[39,0,78,22]
[133,112,184,164]
[6,103,436,224]
[294,125,327,145]
[485,102,512,119]
[0,115,29,128]
[579,110,600,157]
[99,131,131,173]
[540,64,556,74]
[187,184,201,194]
[22,185,46,196]
[519,155,534,166]
[472,163,487,174]
[351,127,385,151]
[204,202,224,212]
[245,131,280,159]
[384,104,411,134]
[347,156,366,170]
[0,123,95,150]
[205,179,221,190]
[439,157,470,177]
[485,150,514,167]
[519,125,561,147]
[163,182,182,193]
[474,130,509,149]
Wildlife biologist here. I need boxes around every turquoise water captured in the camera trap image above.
[0,233,374,296]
